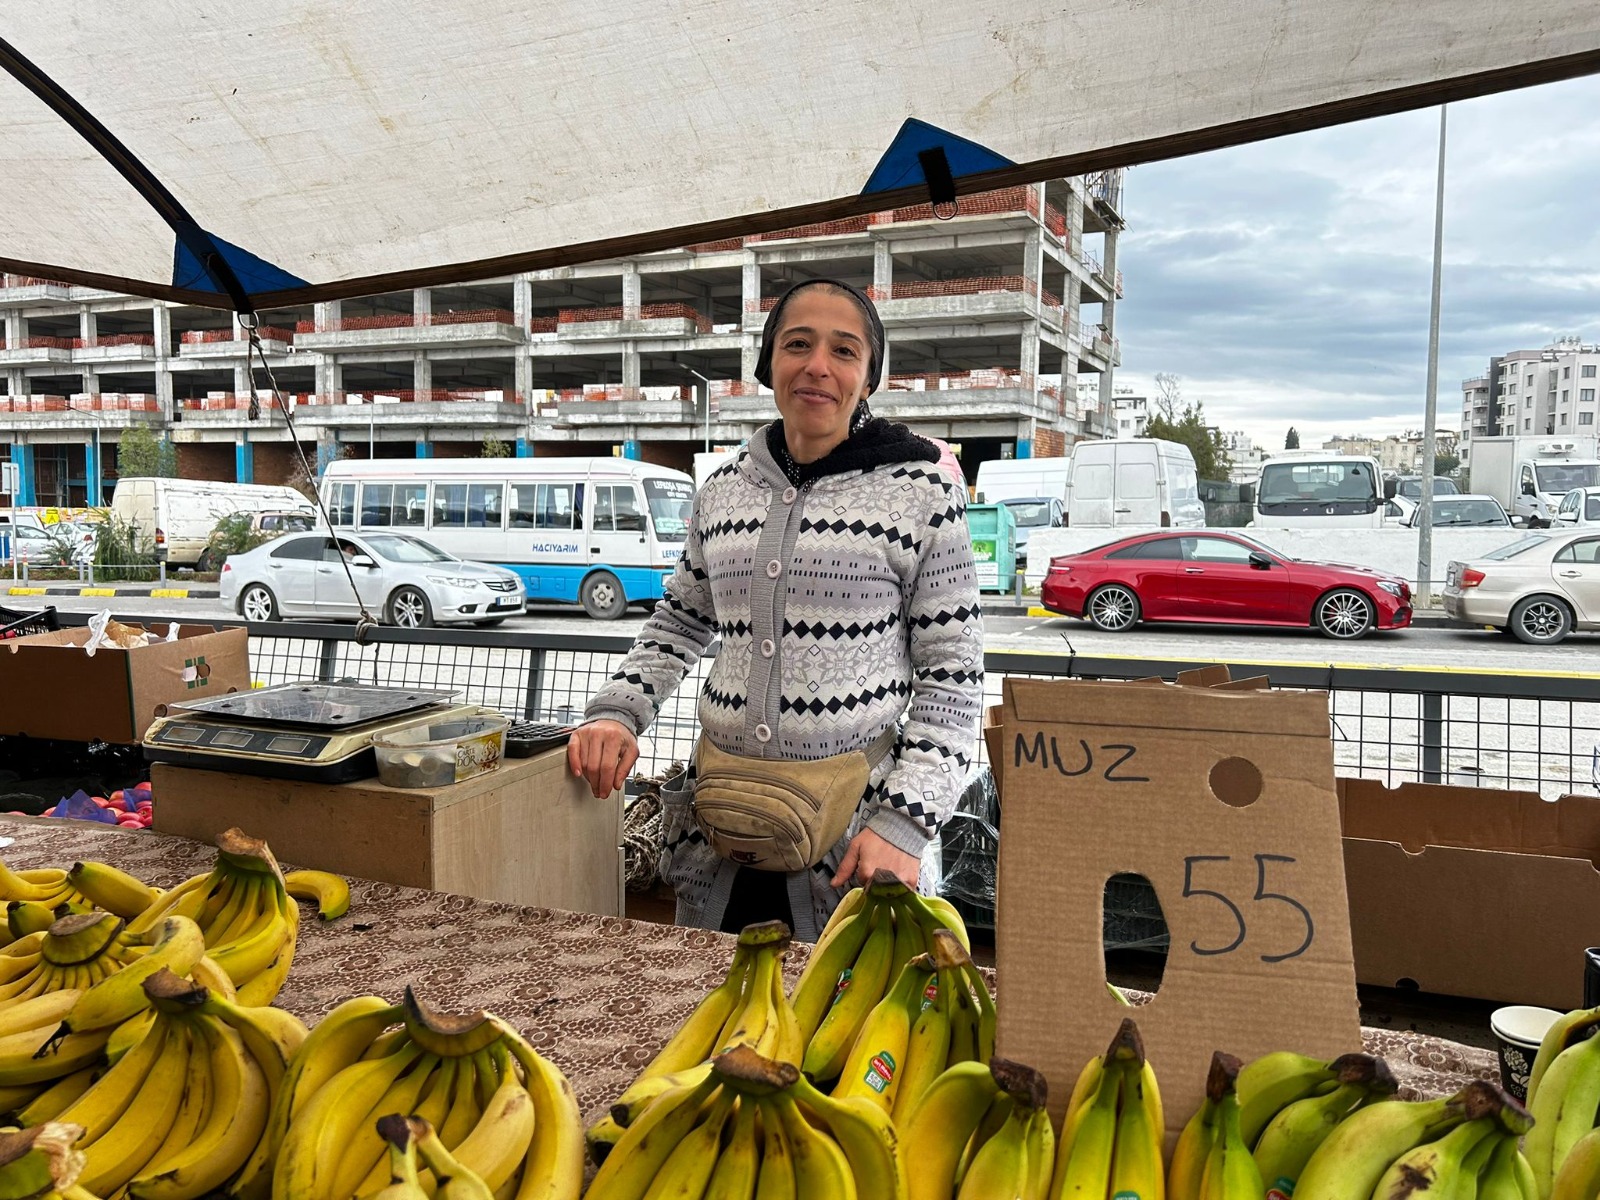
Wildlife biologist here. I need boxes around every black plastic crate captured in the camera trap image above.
[0,603,59,640]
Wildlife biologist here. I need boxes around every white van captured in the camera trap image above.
[974,457,1071,504]
[1065,438,1205,528]
[110,478,313,565]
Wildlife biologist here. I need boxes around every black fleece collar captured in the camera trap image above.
[766,418,939,487]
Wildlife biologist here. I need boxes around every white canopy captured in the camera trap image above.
[2,0,1597,309]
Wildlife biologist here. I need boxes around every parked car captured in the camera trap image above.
[1039,530,1413,639]
[1384,495,1417,525]
[999,496,1064,569]
[1398,494,1510,528]
[195,509,317,571]
[1393,475,1460,500]
[1555,487,1600,527]
[1443,529,1600,644]
[220,531,526,627]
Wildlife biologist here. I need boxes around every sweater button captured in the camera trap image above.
[782,486,798,503]
[760,638,775,657]
[754,723,772,743]
[766,559,781,579]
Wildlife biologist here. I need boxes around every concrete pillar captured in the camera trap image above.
[3,311,21,350]
[515,354,533,407]
[1021,327,1040,390]
[79,308,96,349]
[414,352,432,401]
[149,308,175,419]
[315,356,342,402]
[1023,228,1043,290]
[621,345,641,396]
[235,439,254,484]
[742,257,761,311]
[414,288,432,326]
[233,364,251,399]
[621,267,641,320]
[11,444,35,505]
[313,300,341,334]
[1097,227,1121,418]
[80,368,100,400]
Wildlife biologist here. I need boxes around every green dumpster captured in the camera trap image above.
[966,503,1017,593]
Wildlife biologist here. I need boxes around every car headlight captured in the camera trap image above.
[425,574,482,589]
[1377,580,1405,598]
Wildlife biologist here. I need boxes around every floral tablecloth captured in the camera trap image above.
[0,819,1499,1119]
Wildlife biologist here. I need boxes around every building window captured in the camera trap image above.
[1563,390,1570,402]
[1561,413,1569,427]
[1582,412,1595,426]
[1583,389,1596,402]
[1525,418,1533,431]
[1508,383,1518,394]
[1526,397,1534,409]
[1584,365,1597,378]
[1527,374,1535,387]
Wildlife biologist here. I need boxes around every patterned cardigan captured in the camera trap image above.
[584,422,985,938]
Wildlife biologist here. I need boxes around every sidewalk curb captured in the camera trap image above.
[6,585,219,600]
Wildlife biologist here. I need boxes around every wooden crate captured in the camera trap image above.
[151,749,623,916]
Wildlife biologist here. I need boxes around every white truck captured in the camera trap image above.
[1467,435,1600,527]
[1253,449,1386,529]
[1064,438,1204,528]
[974,457,1070,504]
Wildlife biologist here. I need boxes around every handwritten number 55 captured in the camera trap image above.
[1181,854,1315,963]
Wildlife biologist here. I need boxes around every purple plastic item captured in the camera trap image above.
[54,790,118,825]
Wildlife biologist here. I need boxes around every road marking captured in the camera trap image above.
[150,589,190,599]
[6,587,46,596]
[1026,606,1055,618]
[79,588,116,597]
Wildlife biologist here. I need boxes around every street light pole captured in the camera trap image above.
[1417,105,1448,606]
[680,365,713,453]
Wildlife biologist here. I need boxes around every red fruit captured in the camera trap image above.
[110,790,125,802]
[138,781,151,792]
[117,818,142,829]
[136,800,153,811]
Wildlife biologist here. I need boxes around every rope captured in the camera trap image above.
[242,312,382,647]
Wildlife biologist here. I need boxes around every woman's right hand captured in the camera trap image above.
[567,719,640,799]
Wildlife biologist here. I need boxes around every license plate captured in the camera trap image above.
[495,595,522,608]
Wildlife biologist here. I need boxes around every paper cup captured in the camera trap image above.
[1490,1005,1563,1101]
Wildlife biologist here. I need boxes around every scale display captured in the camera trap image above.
[145,681,468,784]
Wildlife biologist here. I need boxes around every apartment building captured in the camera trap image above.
[1460,338,1600,466]
[0,176,1124,507]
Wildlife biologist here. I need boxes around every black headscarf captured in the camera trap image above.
[753,278,886,396]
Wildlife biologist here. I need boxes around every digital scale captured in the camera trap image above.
[142,682,475,783]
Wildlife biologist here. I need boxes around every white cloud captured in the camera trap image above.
[1109,74,1600,448]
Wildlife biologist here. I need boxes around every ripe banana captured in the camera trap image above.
[1023,1103,1057,1200]
[1051,1038,1120,1200]
[343,1053,444,1199]
[791,1072,908,1200]
[1199,1069,1263,1200]
[583,1070,720,1200]
[611,1062,714,1129]
[619,945,750,1106]
[704,1096,760,1200]
[58,915,205,1034]
[792,910,873,1045]
[641,1081,736,1200]
[282,870,351,921]
[503,1033,585,1200]
[74,1019,191,1196]
[412,1116,497,1200]
[373,1113,431,1200]
[0,861,84,908]
[804,910,894,1082]
[902,1060,1001,1200]
[447,1045,536,1195]
[960,1095,1032,1200]
[1109,1047,1163,1200]
[770,1089,858,1200]
[892,942,956,1123]
[834,954,934,1109]
[1527,1018,1600,1196]
[67,861,160,920]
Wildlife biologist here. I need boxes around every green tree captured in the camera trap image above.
[115,425,177,478]
[1285,427,1300,449]
[481,436,512,458]
[1435,451,1460,477]
[1146,402,1233,482]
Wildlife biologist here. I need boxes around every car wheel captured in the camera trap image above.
[581,570,628,620]
[1086,584,1140,632]
[196,548,217,572]
[239,584,279,623]
[387,586,434,629]
[1314,588,1374,639]
[1509,595,1572,645]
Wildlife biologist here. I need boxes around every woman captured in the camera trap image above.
[567,279,984,940]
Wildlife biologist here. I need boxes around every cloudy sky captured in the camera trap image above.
[1109,73,1600,452]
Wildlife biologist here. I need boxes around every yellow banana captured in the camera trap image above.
[834,955,934,1109]
[767,941,805,1068]
[959,1097,1031,1200]
[585,1115,627,1171]
[902,1060,1000,1200]
[206,874,259,950]
[892,954,952,1124]
[411,1116,500,1200]
[0,861,79,906]
[0,1021,111,1088]
[724,948,779,1058]
[1023,1103,1056,1200]
[438,1046,487,1150]
[346,1053,446,1200]
[504,1034,585,1200]
[141,1020,214,1197]
[792,1073,908,1200]
[0,989,83,1042]
[200,992,307,1090]
[1252,1060,1395,1200]
[58,915,205,1034]
[105,1010,157,1067]
[1292,1089,1470,1200]
[283,870,351,921]
[962,961,996,1066]
[123,874,211,938]
[13,1065,98,1126]
[703,1096,760,1200]
[802,910,894,1082]
[51,1017,172,1143]
[76,1018,191,1195]
[647,945,751,1080]
[10,902,62,942]
[818,886,868,945]
[1110,1052,1163,1200]
[209,904,290,986]
[584,1071,721,1200]
[755,1093,797,1200]
[772,1089,857,1200]
[1050,1041,1120,1200]
[1199,1076,1263,1200]
[610,1062,714,1129]
[790,911,872,1046]
[67,861,160,920]
[373,1113,432,1200]
[889,905,925,981]
[639,1082,736,1200]
[448,1045,536,1195]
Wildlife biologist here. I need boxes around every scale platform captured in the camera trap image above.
[142,682,469,783]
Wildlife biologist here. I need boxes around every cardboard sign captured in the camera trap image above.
[1341,777,1600,1008]
[994,672,1361,1140]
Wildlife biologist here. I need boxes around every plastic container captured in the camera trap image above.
[372,710,510,789]
[965,504,1017,593]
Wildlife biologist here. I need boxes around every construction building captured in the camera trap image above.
[0,175,1124,507]
[1460,337,1600,468]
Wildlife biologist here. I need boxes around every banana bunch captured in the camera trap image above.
[589,1042,906,1200]
[0,860,91,914]
[0,1121,100,1200]
[1293,1078,1534,1200]
[1039,1017,1162,1200]
[263,984,582,1200]
[590,920,802,1162]
[124,829,301,1007]
[1527,1005,1600,1198]
[900,1055,1052,1200]
[1170,1052,1259,1200]
[13,967,307,1200]
[794,873,976,1086]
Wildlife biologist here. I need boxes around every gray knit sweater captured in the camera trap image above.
[584,423,984,938]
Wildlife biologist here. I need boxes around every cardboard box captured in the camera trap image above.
[995,671,1361,1140]
[151,748,625,916]
[0,624,250,744]
[1341,777,1600,1009]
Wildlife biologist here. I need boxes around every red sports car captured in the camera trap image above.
[1039,531,1413,639]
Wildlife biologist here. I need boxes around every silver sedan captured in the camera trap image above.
[220,531,526,627]
[1443,529,1600,644]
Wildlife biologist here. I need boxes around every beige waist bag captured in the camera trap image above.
[692,728,897,872]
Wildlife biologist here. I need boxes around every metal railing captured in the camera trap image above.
[57,614,1600,799]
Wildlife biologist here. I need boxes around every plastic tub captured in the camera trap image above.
[372,710,510,789]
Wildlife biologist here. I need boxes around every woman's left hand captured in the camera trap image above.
[831,827,920,890]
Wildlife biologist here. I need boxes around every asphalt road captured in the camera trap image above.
[25,592,1600,673]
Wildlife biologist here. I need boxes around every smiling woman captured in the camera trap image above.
[567,279,987,941]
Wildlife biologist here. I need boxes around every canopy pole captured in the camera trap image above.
[1416,105,1448,606]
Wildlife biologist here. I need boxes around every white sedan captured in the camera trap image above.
[1556,487,1600,527]
[221,531,526,627]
